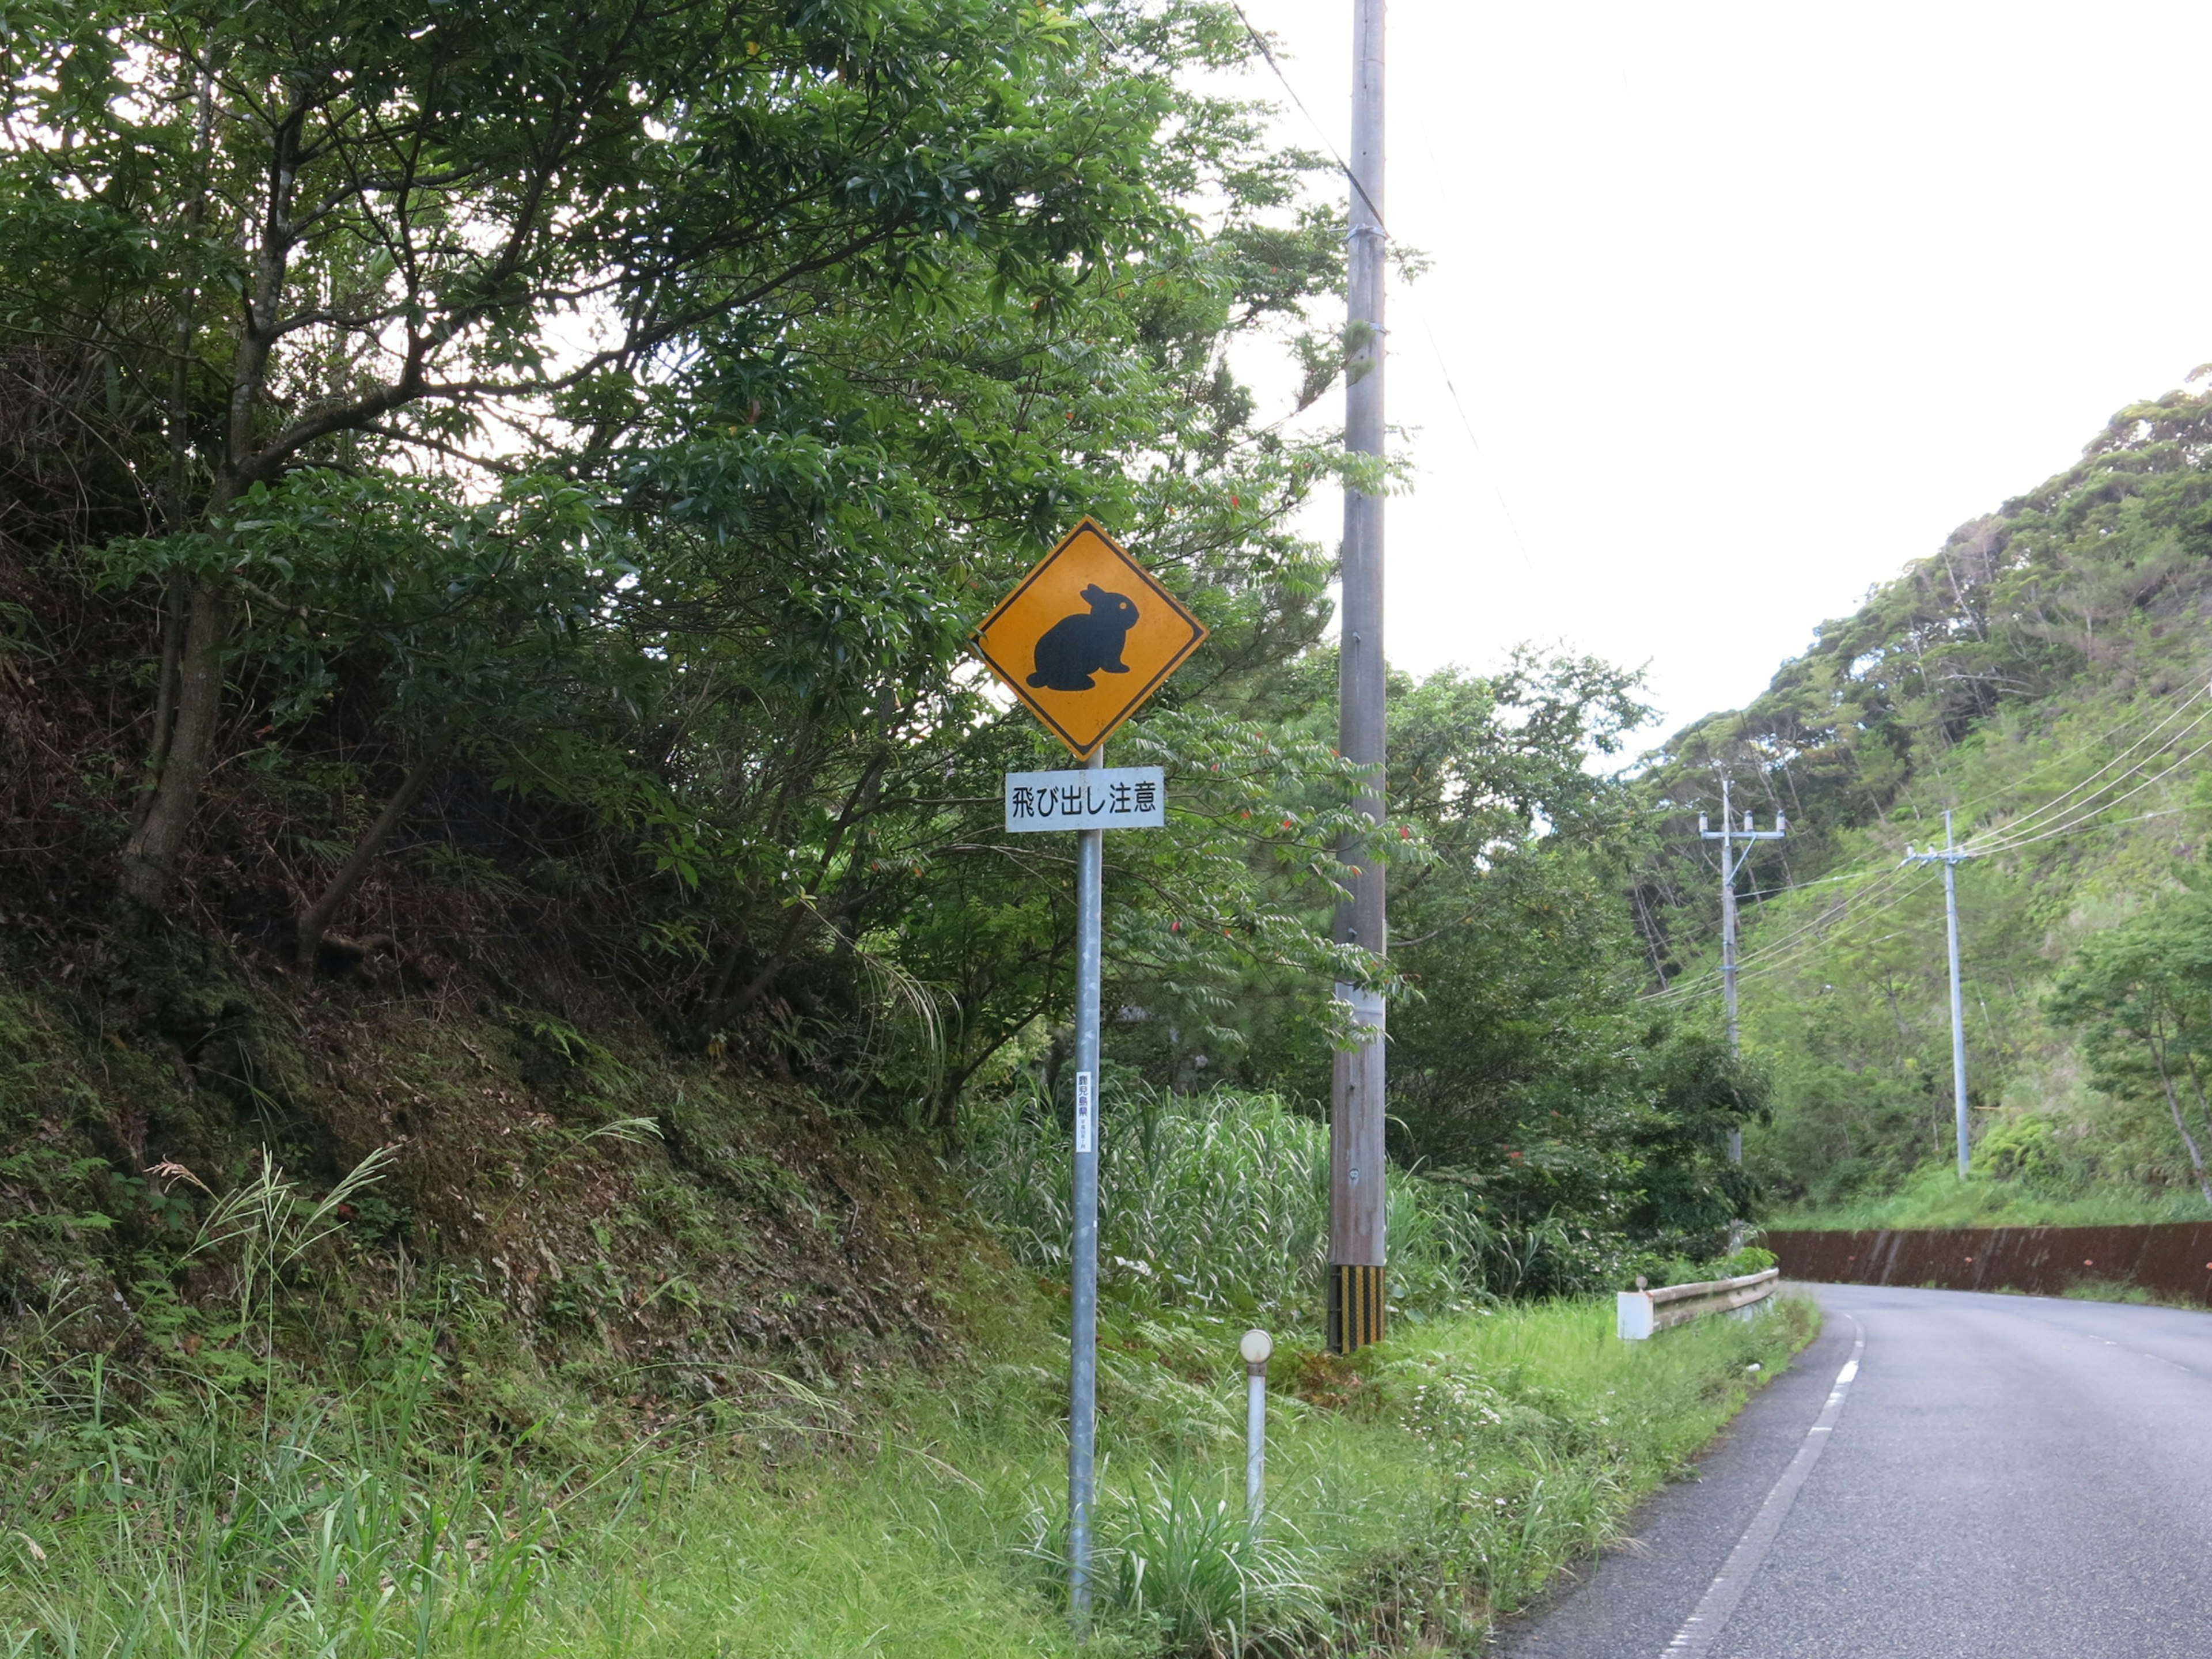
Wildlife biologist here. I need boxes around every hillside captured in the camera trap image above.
[1635,386,2212,1215]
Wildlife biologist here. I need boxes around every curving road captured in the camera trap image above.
[1498,1283,2212,1658]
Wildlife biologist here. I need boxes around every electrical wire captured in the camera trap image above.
[1956,685,2212,849]
[1969,733,2212,856]
[1225,2,1385,232]
[1655,677,2212,1001]
[1225,2,1539,575]
[1643,865,1942,1003]
[1941,677,2212,827]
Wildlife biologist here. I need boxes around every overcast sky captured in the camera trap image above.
[1229,1,2212,749]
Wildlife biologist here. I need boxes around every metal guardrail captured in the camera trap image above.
[1617,1266,1780,1339]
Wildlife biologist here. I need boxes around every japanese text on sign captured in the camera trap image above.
[1003,766,1165,832]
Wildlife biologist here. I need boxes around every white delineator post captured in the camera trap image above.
[1240,1328,1272,1520]
[1068,747,1104,1617]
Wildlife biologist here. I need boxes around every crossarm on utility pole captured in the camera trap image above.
[1699,778,1786,1162]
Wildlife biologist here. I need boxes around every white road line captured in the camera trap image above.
[1660,1317,1867,1659]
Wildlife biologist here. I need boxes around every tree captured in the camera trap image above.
[2048,882,2212,1207]
[1,0,1203,910]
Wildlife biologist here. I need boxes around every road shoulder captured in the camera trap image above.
[1493,1291,1851,1658]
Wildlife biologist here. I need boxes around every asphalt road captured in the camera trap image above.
[1497,1283,2212,1658]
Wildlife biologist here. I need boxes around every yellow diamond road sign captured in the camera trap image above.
[971,518,1207,759]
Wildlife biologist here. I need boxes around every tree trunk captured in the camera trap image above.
[119,576,230,909]
[2148,1032,2212,1208]
[717,743,893,1025]
[130,571,188,835]
[296,735,452,967]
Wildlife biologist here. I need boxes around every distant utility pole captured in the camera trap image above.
[1330,0,1388,1355]
[1904,810,1974,1178]
[1699,778,1785,1162]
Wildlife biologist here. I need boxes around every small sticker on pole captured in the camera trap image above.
[1074,1070,1095,1154]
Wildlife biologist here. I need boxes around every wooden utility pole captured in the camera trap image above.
[1330,0,1388,1355]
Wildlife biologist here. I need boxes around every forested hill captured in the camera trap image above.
[1634,388,2212,1214]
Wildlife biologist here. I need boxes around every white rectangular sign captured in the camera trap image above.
[1074,1070,1095,1153]
[1005,766,1165,832]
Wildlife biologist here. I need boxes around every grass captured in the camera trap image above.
[961,1084,1624,1316]
[0,1090,1817,1658]
[1772,1164,2212,1232]
[0,1281,1817,1659]
[2055,1278,2210,1310]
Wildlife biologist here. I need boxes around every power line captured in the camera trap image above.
[1959,685,2212,848]
[1654,733,2212,1006]
[1944,678,2212,826]
[1225,3,1385,233]
[1226,2,1537,575]
[1971,732,2212,856]
[1642,865,1934,1002]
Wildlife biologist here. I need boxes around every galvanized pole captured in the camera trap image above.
[1699,781,1784,1164]
[1330,0,1389,1356]
[1069,746,1104,1618]
[1942,811,1970,1178]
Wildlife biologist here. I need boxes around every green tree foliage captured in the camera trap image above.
[0,0,1769,1298]
[2048,879,2212,1206]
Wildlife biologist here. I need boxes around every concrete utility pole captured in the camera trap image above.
[1904,810,1974,1178]
[1330,0,1388,1355]
[1699,778,1785,1162]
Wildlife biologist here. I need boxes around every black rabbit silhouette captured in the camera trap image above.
[1028,585,1140,691]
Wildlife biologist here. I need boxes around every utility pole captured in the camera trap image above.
[1904,810,1974,1178]
[1699,778,1785,1162]
[1330,0,1388,1355]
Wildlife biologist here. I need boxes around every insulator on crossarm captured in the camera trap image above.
[1698,815,1708,833]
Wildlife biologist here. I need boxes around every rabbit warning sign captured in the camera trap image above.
[969,519,1207,757]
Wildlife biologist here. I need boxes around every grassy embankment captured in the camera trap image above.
[1,1285,1813,1658]
[1774,1162,2212,1232]
[2,1088,1817,1657]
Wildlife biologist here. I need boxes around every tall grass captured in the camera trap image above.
[960,1085,1622,1317]
[1,1284,1816,1659]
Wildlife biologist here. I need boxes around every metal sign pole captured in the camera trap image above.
[1069,745,1104,1619]
[968,516,1199,1622]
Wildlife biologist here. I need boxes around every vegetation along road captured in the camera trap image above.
[1506,1284,2212,1658]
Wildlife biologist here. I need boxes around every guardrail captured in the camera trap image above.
[1617,1267,1780,1339]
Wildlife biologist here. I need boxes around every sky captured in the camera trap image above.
[1229,0,2212,749]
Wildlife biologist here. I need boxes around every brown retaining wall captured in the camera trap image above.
[1769,1224,2212,1305]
